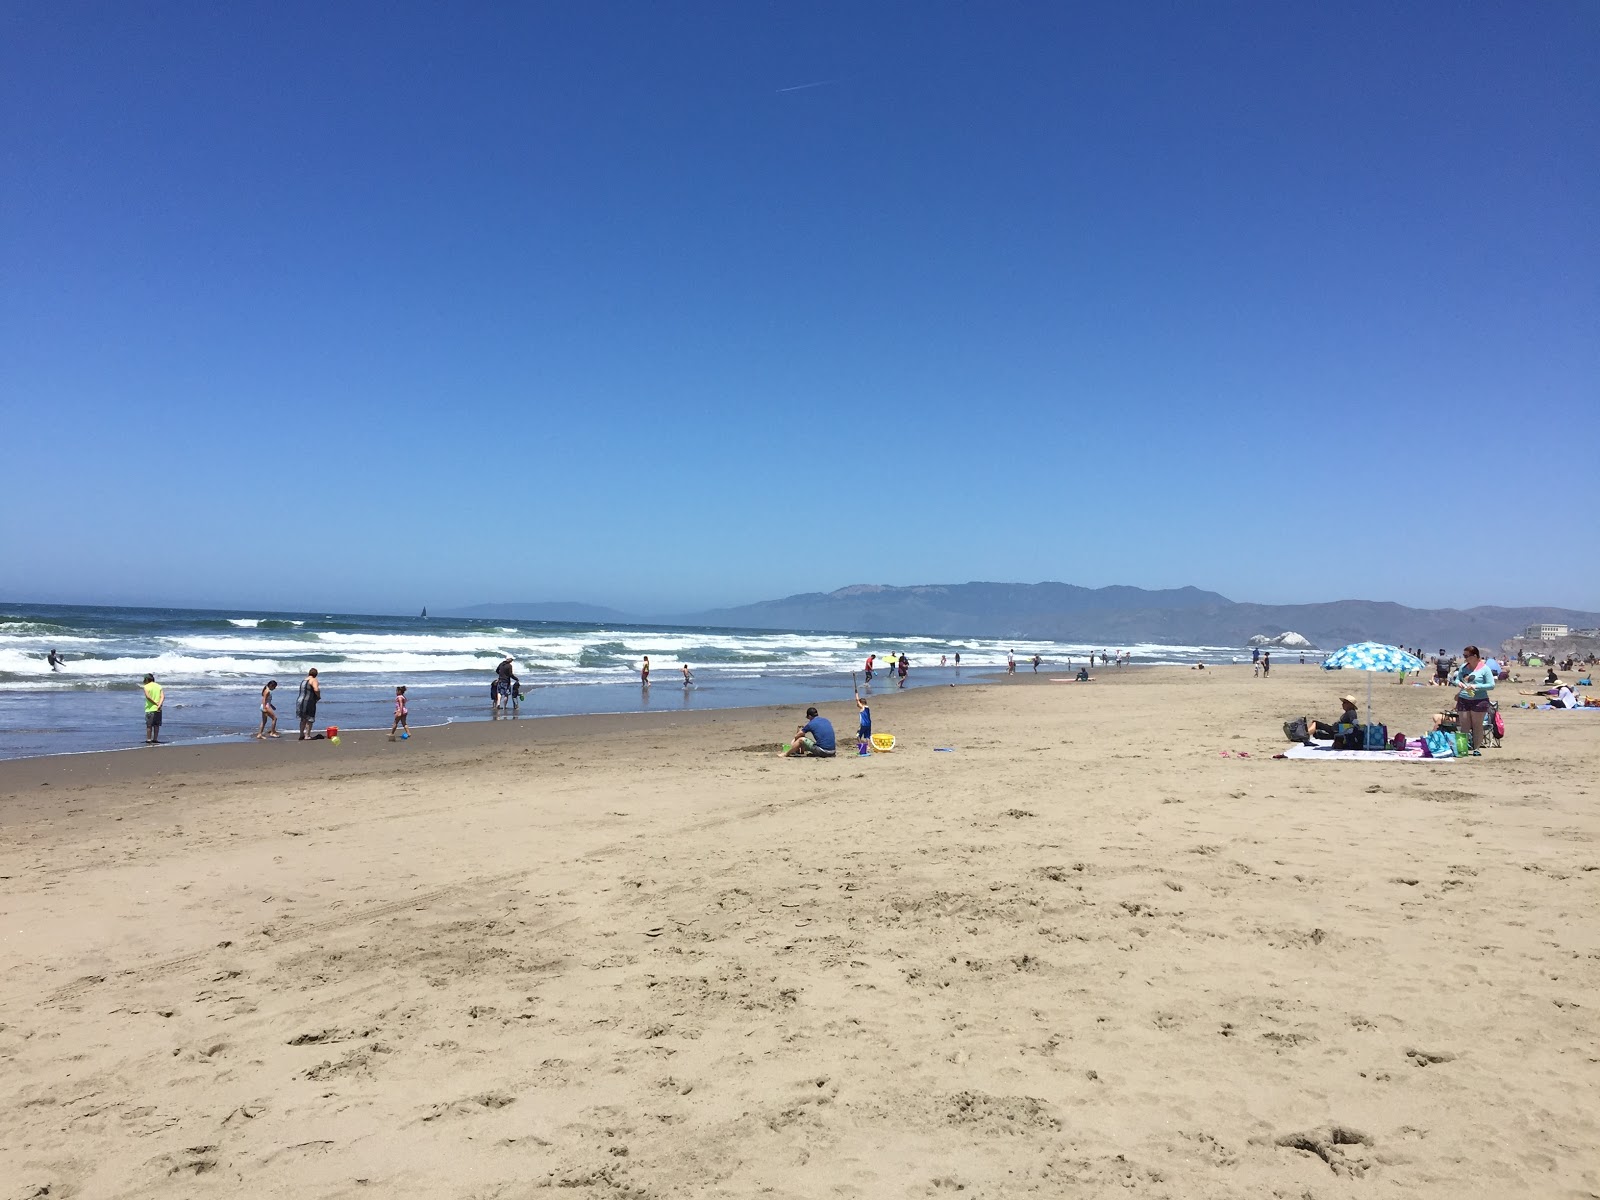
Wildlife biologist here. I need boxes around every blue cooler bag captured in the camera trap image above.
[1363,723,1389,750]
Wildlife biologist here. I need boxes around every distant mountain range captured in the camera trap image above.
[449,582,1600,651]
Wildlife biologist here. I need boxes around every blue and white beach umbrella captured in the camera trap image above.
[1321,642,1426,726]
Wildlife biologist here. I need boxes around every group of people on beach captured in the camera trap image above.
[135,667,413,747]
[252,669,340,741]
[863,653,911,687]
[636,657,694,687]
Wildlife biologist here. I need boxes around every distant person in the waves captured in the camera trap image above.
[681,663,693,687]
[1032,654,1041,672]
[940,654,947,667]
[1007,650,1016,676]
[954,652,960,668]
[256,680,279,739]
[142,672,164,744]
[864,653,874,683]
[47,648,64,671]
[897,653,909,688]
[389,686,409,740]
[296,668,321,740]
[782,706,836,758]
[640,656,650,686]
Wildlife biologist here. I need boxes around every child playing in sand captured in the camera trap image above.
[389,686,409,740]
[855,691,872,754]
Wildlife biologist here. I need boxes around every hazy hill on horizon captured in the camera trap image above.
[449,582,1599,651]
[680,583,1600,650]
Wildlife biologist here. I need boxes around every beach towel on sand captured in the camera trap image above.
[1280,739,1435,762]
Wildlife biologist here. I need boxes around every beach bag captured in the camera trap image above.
[1283,718,1310,743]
[1492,710,1505,740]
[1425,729,1456,758]
[1391,732,1407,750]
[1364,723,1388,751]
[1455,732,1470,757]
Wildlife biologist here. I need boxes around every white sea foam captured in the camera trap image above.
[227,618,261,628]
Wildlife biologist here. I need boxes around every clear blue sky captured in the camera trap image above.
[3,2,1595,615]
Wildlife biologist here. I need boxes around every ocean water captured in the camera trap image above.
[0,604,1262,760]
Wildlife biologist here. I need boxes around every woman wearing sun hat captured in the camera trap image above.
[1306,694,1361,742]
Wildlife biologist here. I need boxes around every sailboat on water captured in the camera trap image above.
[420,606,428,619]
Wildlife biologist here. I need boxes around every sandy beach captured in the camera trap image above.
[2,664,1596,1198]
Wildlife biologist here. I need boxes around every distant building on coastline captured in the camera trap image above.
[1523,623,1569,640]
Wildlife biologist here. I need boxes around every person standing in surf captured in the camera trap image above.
[257,680,279,739]
[864,653,875,684]
[681,663,693,687]
[296,667,321,740]
[48,649,64,671]
[142,673,164,744]
[641,656,650,686]
[493,655,515,713]
[897,653,909,688]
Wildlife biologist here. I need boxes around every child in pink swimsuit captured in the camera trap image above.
[389,686,409,740]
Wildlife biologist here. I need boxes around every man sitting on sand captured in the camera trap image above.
[1075,666,1092,682]
[782,706,836,758]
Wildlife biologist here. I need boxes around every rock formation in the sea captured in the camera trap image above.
[1248,631,1316,649]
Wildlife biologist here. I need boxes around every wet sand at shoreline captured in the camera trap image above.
[2,665,1596,1197]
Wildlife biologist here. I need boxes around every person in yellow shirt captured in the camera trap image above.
[142,673,165,745]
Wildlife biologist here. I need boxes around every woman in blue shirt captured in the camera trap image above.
[1451,645,1496,754]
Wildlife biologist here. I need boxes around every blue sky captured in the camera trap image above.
[2,2,1595,615]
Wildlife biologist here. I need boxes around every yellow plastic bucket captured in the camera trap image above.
[870,733,896,752]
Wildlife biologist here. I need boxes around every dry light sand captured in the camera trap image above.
[1,665,1597,1199]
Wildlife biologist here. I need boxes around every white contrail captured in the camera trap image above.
[776,79,838,93]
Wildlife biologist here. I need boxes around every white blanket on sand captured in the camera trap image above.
[1280,738,1441,762]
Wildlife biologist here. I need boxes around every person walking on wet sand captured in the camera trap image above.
[256,680,279,739]
[897,653,909,688]
[296,667,321,740]
[641,656,650,686]
[681,663,693,687]
[142,672,164,744]
[1007,650,1016,675]
[389,685,409,740]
